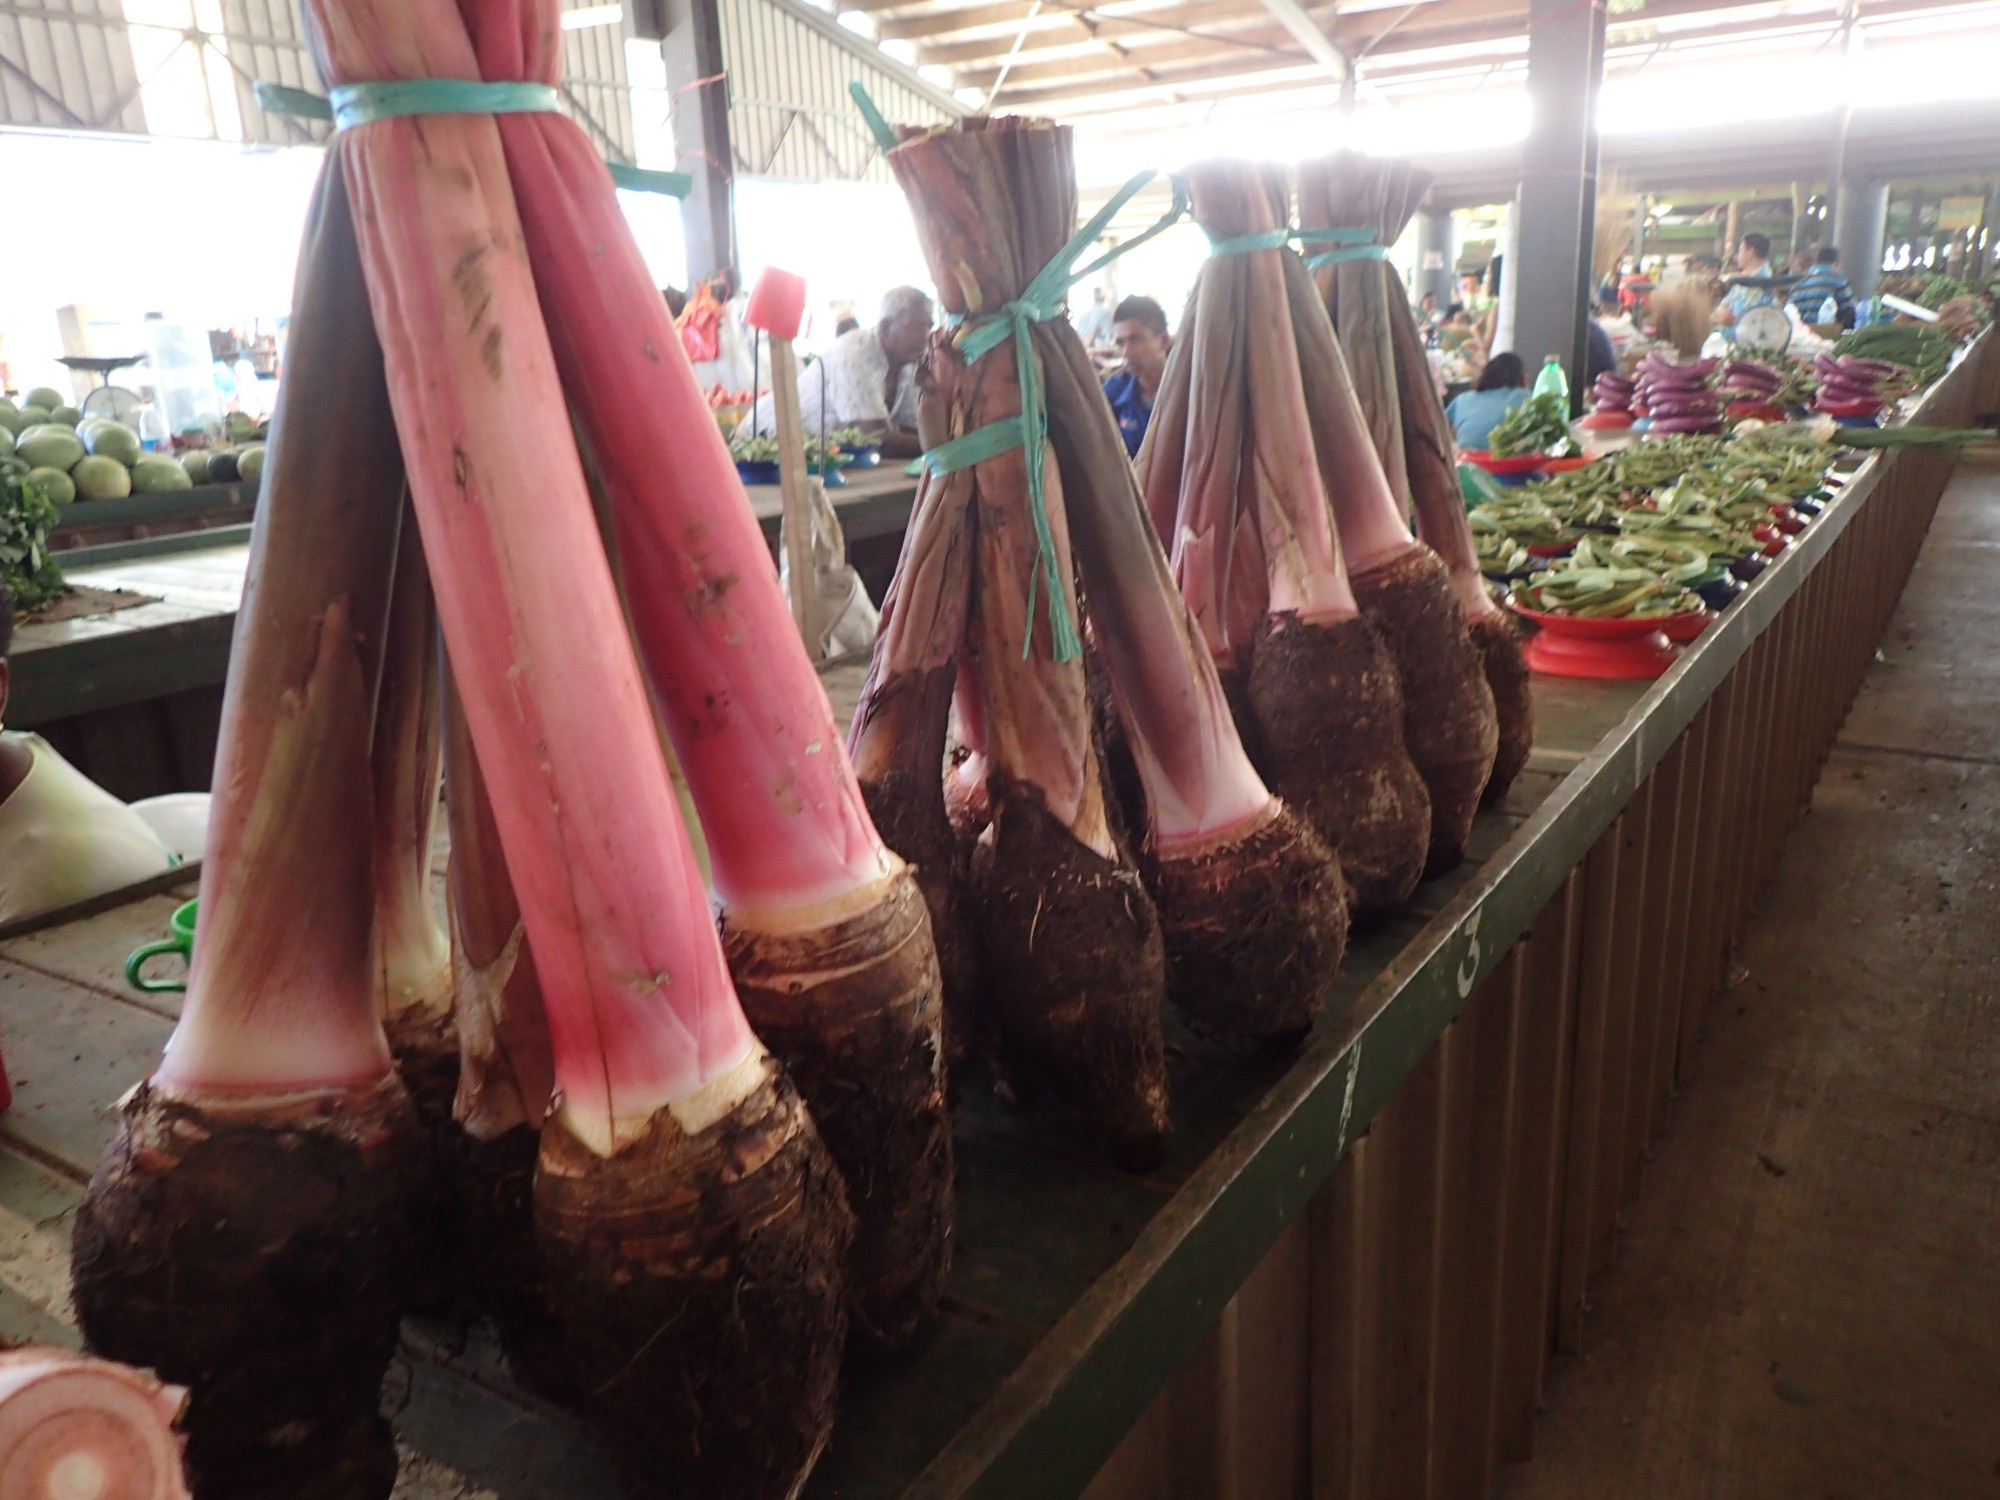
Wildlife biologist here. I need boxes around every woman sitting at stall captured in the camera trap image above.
[0,585,179,925]
[1445,352,1529,452]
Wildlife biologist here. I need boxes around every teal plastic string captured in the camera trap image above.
[1203,227,1295,257]
[922,167,1189,662]
[849,82,901,155]
[254,80,687,197]
[1298,226,1390,270]
[331,79,557,128]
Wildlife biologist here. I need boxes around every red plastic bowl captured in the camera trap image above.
[1815,396,1883,418]
[1508,598,1705,679]
[1540,455,1594,474]
[1661,610,1711,643]
[1461,450,1548,476]
[1726,400,1788,422]
[1525,539,1577,558]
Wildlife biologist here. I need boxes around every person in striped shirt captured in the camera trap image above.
[1788,244,1857,329]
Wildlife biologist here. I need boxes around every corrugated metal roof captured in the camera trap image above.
[719,0,959,183]
[0,0,638,158]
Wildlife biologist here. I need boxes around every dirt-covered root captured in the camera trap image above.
[70,1076,429,1500]
[535,1061,854,1500]
[384,1008,458,1129]
[456,1124,574,1405]
[1470,609,1534,806]
[1349,545,1498,877]
[862,769,984,1075]
[384,1007,461,1313]
[972,789,1171,1169]
[722,868,954,1355]
[1247,613,1432,920]
[1148,803,1349,1045]
[1085,650,1148,849]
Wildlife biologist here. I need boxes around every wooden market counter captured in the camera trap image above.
[0,333,1993,1500]
[7,465,920,801]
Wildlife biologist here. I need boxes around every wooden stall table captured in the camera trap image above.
[0,334,1991,1499]
[9,470,920,802]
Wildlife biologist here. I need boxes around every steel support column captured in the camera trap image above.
[1417,208,1455,308]
[660,0,735,283]
[1838,178,1891,300]
[1513,0,1607,403]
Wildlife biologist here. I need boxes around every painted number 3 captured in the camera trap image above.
[1455,907,1484,999]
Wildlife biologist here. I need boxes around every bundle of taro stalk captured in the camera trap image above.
[850,118,1347,1172]
[68,2,953,1498]
[1138,159,1439,920]
[1296,150,1534,811]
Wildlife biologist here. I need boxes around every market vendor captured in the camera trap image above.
[0,586,179,925]
[1101,295,1172,457]
[745,286,935,459]
[1445,352,1528,452]
[1711,233,1779,332]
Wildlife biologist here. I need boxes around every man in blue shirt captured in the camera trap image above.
[1101,295,1171,457]
[1788,243,1856,328]
[1712,233,1779,338]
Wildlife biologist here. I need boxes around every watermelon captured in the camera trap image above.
[132,455,193,492]
[180,449,212,485]
[71,454,132,501]
[0,425,11,458]
[236,444,266,484]
[49,405,83,427]
[23,387,64,412]
[83,420,142,467]
[16,426,85,471]
[11,405,51,431]
[28,466,77,506]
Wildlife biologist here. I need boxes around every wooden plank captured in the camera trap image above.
[1306,1145,1365,1500]
[0,959,167,1179]
[1590,785,1652,1271]
[1557,824,1621,1352]
[0,889,190,1019]
[1497,872,1583,1460]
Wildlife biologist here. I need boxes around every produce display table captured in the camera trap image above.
[7,469,921,801]
[48,477,259,553]
[0,337,1989,1500]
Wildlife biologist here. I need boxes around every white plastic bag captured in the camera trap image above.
[779,476,878,661]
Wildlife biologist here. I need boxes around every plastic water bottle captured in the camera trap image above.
[1533,355,1569,404]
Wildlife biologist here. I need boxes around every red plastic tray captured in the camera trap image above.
[1460,450,1547,476]
[1539,455,1594,474]
[1509,599,1705,679]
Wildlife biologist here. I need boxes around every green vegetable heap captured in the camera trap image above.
[1515,537,1706,619]
[1,466,67,612]
[1488,391,1580,459]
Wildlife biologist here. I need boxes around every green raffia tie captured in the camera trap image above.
[253,80,692,197]
[921,169,1190,662]
[1202,223,1389,268]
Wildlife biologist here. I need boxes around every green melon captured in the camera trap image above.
[71,454,132,501]
[131,455,193,492]
[0,425,12,458]
[23,386,64,412]
[27,466,76,506]
[0,408,30,437]
[49,405,83,428]
[180,449,211,485]
[82,420,142,468]
[16,425,85,471]
[15,405,52,428]
[236,444,266,484]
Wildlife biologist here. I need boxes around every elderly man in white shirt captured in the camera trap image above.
[746,286,935,459]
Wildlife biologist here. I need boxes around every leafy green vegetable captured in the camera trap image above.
[1,466,67,612]
[1488,392,1579,458]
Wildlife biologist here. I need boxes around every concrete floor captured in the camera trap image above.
[1495,451,2000,1500]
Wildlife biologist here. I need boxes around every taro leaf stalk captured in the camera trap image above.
[1295,151,1499,870]
[461,1,951,1356]
[1039,309,1348,1045]
[71,158,429,1500]
[1144,160,1432,919]
[302,3,854,1494]
[882,115,1171,1168]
